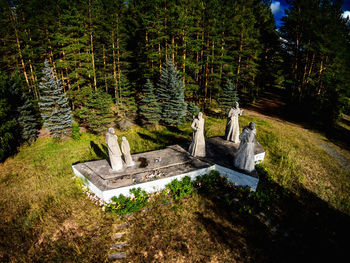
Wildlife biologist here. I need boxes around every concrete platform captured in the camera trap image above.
[72,137,265,202]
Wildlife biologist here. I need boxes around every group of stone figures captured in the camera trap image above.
[106,102,257,173]
[105,128,135,172]
[189,102,257,173]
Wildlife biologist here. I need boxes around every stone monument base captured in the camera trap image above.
[72,137,265,202]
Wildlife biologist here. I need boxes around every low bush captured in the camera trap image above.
[166,176,195,200]
[107,188,149,215]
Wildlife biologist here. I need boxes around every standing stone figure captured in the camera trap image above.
[189,112,206,157]
[121,136,135,167]
[234,122,256,173]
[225,102,243,143]
[105,128,123,171]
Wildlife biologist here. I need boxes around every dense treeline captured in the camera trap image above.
[0,0,277,107]
[0,0,349,160]
[281,0,350,124]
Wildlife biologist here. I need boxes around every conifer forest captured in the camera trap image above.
[1,0,350,160]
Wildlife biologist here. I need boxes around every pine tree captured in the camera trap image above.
[18,93,40,144]
[0,72,22,162]
[139,79,161,125]
[76,89,113,134]
[157,59,187,125]
[218,79,239,113]
[38,60,72,138]
[117,74,137,119]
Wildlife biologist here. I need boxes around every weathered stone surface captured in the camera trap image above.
[72,136,265,198]
[234,122,256,173]
[189,112,206,157]
[121,136,135,167]
[110,243,128,249]
[108,252,126,260]
[225,102,243,143]
[106,128,123,172]
[113,223,129,231]
[113,232,126,239]
[72,145,210,190]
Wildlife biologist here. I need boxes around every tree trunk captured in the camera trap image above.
[112,30,118,98]
[220,31,225,80]
[236,29,244,88]
[182,29,186,85]
[89,1,97,91]
[102,44,108,92]
[9,9,30,90]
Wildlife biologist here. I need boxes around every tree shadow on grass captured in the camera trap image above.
[137,130,190,148]
[195,170,350,263]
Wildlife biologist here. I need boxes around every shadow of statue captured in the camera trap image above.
[90,141,108,160]
[194,168,350,263]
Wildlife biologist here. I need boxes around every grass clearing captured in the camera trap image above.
[1,113,350,262]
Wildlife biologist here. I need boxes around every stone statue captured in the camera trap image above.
[225,102,243,143]
[188,112,206,157]
[105,128,123,171]
[121,136,135,167]
[233,122,256,173]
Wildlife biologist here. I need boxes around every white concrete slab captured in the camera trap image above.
[73,163,259,202]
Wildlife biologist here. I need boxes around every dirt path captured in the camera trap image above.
[245,92,350,173]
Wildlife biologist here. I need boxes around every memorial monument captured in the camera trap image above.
[105,128,124,172]
[121,136,135,167]
[188,112,206,157]
[225,102,243,143]
[234,122,257,173]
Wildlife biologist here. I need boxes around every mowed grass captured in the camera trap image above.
[1,113,350,262]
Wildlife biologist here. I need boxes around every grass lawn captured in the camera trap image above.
[0,112,349,262]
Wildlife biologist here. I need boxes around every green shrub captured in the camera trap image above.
[193,170,229,194]
[107,188,149,215]
[166,176,195,200]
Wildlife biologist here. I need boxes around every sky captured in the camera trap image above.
[270,0,350,28]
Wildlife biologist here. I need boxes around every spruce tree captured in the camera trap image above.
[157,59,187,125]
[186,102,200,121]
[140,79,161,125]
[0,72,22,162]
[218,79,239,113]
[75,89,113,134]
[18,93,40,144]
[117,74,137,119]
[38,60,72,138]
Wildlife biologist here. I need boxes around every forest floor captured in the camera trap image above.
[1,94,350,262]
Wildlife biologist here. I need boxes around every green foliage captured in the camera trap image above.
[117,75,138,119]
[0,73,22,162]
[193,170,229,194]
[75,89,113,134]
[71,122,81,140]
[280,0,350,125]
[18,93,40,144]
[140,79,161,125]
[107,188,149,215]
[194,169,273,214]
[38,60,72,139]
[186,102,200,121]
[157,60,187,125]
[218,79,239,113]
[166,176,195,201]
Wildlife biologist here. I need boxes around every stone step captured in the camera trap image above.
[113,232,126,240]
[113,223,129,231]
[110,243,128,249]
[108,252,126,260]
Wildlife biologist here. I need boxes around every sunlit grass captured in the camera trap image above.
[0,114,349,261]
